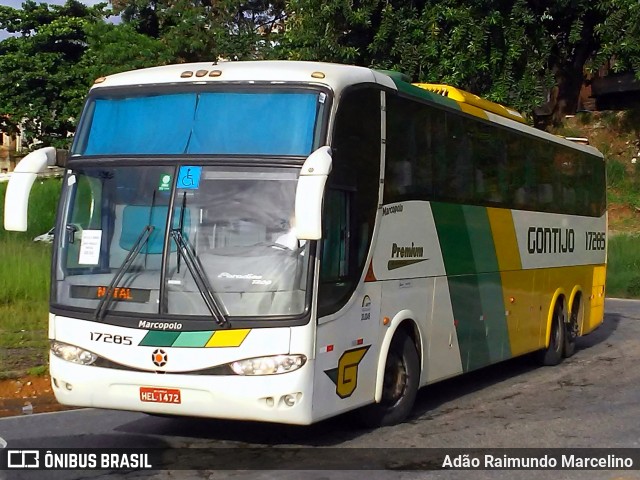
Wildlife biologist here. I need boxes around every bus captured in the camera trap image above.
[4,61,606,426]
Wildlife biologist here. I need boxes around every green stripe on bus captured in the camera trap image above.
[448,275,490,372]
[434,204,512,369]
[391,79,460,110]
[461,206,511,362]
[172,331,214,347]
[139,331,180,347]
[432,202,476,275]
[477,272,512,362]
[463,205,498,273]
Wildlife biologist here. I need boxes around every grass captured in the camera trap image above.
[0,178,61,240]
[606,234,640,298]
[0,178,60,377]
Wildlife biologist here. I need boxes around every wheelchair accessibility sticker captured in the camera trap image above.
[177,166,202,189]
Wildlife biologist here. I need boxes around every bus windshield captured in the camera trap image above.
[72,89,325,156]
[54,165,310,320]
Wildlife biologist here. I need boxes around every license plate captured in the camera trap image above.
[139,387,181,404]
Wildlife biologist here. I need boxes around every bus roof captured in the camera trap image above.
[91,60,397,94]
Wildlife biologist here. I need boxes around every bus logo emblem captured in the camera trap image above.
[324,346,370,398]
[152,349,168,367]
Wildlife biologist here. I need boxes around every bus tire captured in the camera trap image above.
[564,298,580,358]
[537,299,565,366]
[356,334,420,427]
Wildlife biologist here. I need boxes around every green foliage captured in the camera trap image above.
[0,180,57,375]
[576,112,593,125]
[555,126,584,138]
[620,108,640,137]
[0,178,62,240]
[600,111,622,130]
[279,0,640,120]
[605,158,640,207]
[0,1,172,149]
[27,365,48,376]
[626,276,640,297]
[79,21,173,80]
[606,160,626,188]
[0,1,104,146]
[112,0,286,62]
[278,0,555,112]
[606,234,640,298]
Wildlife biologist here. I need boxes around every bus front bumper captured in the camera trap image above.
[49,354,315,425]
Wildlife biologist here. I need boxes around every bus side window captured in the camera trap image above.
[320,188,350,282]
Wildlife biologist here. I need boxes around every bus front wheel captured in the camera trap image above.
[356,334,420,427]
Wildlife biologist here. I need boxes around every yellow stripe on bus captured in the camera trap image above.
[486,208,521,271]
[205,329,251,347]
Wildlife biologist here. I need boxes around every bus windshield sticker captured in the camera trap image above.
[177,166,202,189]
[158,174,172,191]
[78,230,102,265]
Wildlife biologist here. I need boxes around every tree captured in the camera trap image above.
[531,0,640,121]
[79,21,173,86]
[0,0,171,148]
[0,0,102,146]
[280,0,553,114]
[280,0,640,123]
[111,0,286,62]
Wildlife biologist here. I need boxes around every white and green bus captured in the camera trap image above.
[4,61,606,426]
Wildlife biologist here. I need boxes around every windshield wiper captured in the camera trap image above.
[170,229,229,327]
[95,225,154,321]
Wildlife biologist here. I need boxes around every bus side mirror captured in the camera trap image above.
[294,146,332,240]
[56,149,68,168]
[4,146,59,231]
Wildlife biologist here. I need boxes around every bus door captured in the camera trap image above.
[312,187,382,419]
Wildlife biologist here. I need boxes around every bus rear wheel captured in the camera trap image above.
[537,299,565,366]
[356,334,419,427]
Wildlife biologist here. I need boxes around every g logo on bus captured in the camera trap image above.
[152,349,168,367]
[324,346,370,398]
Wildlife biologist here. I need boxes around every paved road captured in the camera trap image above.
[2,298,640,480]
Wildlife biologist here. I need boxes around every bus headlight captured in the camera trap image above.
[51,340,98,366]
[230,354,306,375]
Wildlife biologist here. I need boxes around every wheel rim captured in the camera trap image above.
[568,311,579,340]
[552,310,562,352]
[381,351,408,406]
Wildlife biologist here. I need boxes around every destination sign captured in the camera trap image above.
[70,285,151,303]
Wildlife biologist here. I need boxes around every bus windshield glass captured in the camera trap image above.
[54,165,310,320]
[72,89,324,156]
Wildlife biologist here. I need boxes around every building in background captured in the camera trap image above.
[0,130,24,172]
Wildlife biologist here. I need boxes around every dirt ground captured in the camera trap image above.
[0,375,75,418]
